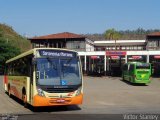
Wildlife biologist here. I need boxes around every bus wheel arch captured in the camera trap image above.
[22,87,27,107]
[8,84,11,97]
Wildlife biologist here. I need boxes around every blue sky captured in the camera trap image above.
[0,0,160,37]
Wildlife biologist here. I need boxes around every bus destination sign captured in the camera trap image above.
[39,50,75,58]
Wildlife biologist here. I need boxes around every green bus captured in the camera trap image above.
[122,62,151,84]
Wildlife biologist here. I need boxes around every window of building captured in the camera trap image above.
[66,41,85,50]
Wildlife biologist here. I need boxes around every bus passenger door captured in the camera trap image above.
[122,64,128,80]
[28,57,34,105]
[30,63,34,105]
[129,64,134,82]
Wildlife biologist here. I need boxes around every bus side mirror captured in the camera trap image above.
[36,71,40,79]
[32,58,37,65]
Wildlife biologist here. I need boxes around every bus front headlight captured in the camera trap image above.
[75,87,82,96]
[37,87,45,97]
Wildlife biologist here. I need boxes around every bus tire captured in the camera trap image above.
[22,88,28,108]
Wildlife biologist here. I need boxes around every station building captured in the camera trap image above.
[28,32,160,76]
[29,32,94,51]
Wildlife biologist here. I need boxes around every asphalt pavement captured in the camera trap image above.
[0,75,160,120]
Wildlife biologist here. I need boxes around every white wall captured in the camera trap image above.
[86,43,94,51]
[85,38,94,51]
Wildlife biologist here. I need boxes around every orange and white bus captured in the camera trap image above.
[3,48,83,107]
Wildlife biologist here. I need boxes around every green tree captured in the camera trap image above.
[104,28,121,40]
[0,38,21,73]
[0,23,31,52]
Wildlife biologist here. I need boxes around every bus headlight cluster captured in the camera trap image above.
[75,87,82,96]
[37,87,45,97]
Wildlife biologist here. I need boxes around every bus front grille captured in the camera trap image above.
[43,88,76,93]
[39,85,80,93]
[137,71,149,74]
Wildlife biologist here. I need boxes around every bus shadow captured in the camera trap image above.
[120,79,148,86]
[29,105,81,113]
[151,75,160,78]
[6,92,25,105]
[6,92,81,113]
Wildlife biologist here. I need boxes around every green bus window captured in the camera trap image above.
[136,63,150,69]
[129,64,134,71]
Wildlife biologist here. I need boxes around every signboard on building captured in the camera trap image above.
[91,56,100,59]
[106,51,126,56]
[111,56,120,59]
[131,56,142,59]
[154,56,160,59]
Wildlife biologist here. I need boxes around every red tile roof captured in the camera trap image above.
[29,32,85,40]
[147,32,160,36]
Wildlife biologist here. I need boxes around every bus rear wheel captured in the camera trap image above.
[22,94,28,108]
[22,88,28,108]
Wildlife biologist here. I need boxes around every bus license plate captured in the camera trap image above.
[56,99,65,103]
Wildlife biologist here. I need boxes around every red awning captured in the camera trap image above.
[111,56,120,59]
[91,56,100,59]
[154,56,160,59]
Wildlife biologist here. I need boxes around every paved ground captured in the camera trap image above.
[0,75,160,119]
[0,76,31,114]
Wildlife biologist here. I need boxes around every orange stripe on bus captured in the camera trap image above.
[4,75,8,84]
[10,86,20,99]
[33,94,83,107]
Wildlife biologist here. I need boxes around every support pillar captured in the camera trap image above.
[147,54,149,63]
[56,43,58,48]
[104,55,106,76]
[107,56,109,72]
[89,56,91,71]
[84,55,87,74]
[125,55,127,63]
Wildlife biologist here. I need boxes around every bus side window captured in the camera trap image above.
[129,64,134,71]
[8,63,13,75]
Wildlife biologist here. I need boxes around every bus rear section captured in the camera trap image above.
[122,62,151,84]
[134,63,151,84]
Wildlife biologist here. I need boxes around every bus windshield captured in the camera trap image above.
[36,58,81,86]
[136,63,150,69]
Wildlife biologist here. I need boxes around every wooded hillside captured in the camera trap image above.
[0,23,31,52]
[0,23,31,73]
[84,28,160,41]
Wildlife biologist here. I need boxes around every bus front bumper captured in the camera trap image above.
[134,79,151,84]
[33,94,83,107]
